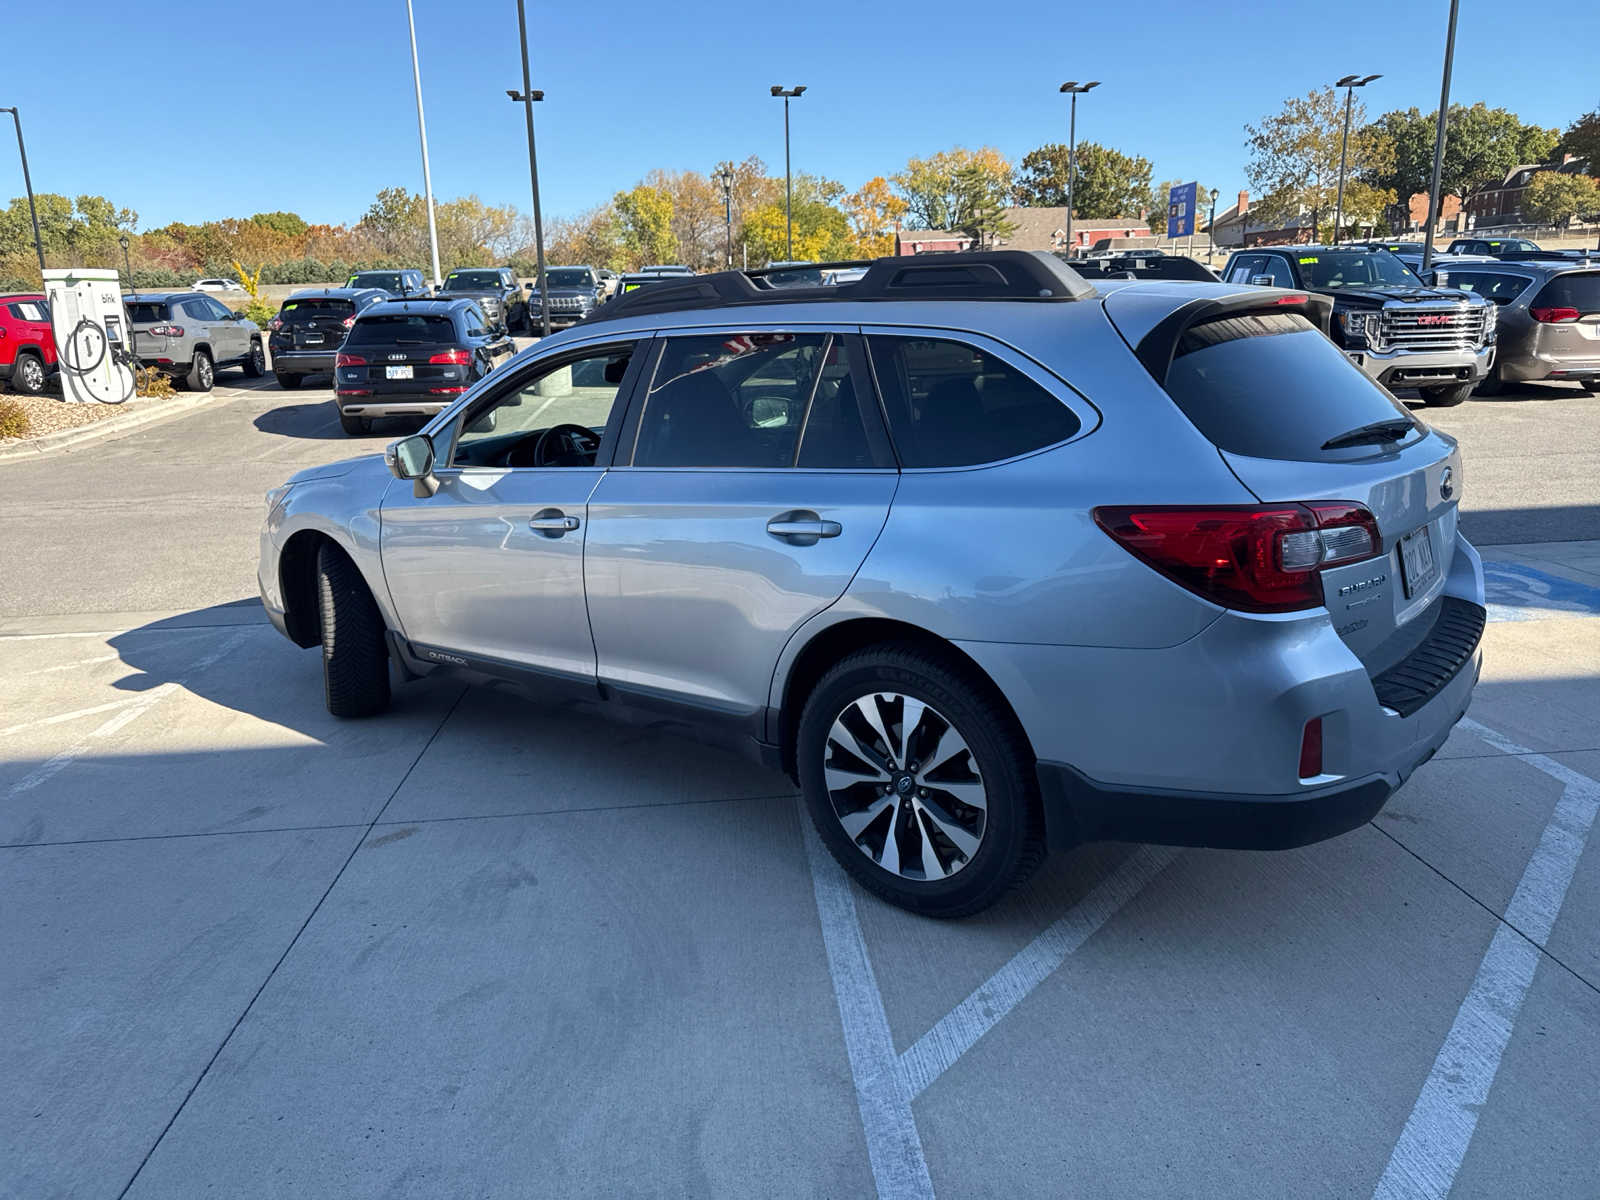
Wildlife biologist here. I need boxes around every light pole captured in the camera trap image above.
[1208,188,1219,262]
[119,235,133,291]
[1332,74,1380,244]
[1422,0,1460,275]
[716,165,735,270]
[770,86,806,261]
[0,107,46,274]
[507,0,550,338]
[1058,81,1100,257]
[403,0,443,291]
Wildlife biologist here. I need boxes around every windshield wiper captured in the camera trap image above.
[1321,418,1416,451]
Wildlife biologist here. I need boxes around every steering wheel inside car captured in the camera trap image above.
[507,423,602,468]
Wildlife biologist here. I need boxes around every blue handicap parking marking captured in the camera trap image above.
[1482,562,1600,622]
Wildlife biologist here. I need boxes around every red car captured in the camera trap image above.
[0,293,58,395]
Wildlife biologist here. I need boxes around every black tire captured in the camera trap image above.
[275,372,302,390]
[1474,366,1505,397]
[181,348,214,392]
[243,339,265,378]
[797,644,1044,918]
[315,543,391,718]
[1582,379,1600,395]
[1421,380,1474,407]
[339,412,372,436]
[10,351,47,395]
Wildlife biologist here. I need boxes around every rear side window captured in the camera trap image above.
[1438,271,1531,304]
[345,314,456,345]
[1163,312,1416,462]
[866,335,1080,468]
[279,299,356,322]
[9,300,48,322]
[126,302,170,322]
[1532,273,1600,314]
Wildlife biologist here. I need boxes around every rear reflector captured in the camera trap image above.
[1299,717,1324,778]
[336,389,371,396]
[1093,502,1381,613]
[427,386,465,394]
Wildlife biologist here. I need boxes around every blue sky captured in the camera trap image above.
[5,0,1597,231]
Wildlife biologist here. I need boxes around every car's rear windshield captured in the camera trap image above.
[349,273,405,290]
[1163,312,1418,462]
[279,299,355,321]
[1296,251,1419,288]
[543,269,591,287]
[126,302,170,322]
[345,314,456,345]
[441,271,501,290]
[1533,272,1600,314]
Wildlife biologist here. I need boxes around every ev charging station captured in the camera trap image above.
[42,267,136,405]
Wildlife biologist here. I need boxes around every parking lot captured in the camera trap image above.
[3,374,1599,1197]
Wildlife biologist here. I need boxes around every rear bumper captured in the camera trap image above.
[270,349,337,373]
[1344,343,1493,387]
[335,396,454,418]
[1497,345,1600,384]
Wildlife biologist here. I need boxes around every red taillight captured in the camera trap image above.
[428,348,471,365]
[268,317,283,331]
[1299,717,1324,778]
[336,389,371,396]
[342,315,357,328]
[149,324,184,338]
[1530,306,1580,323]
[335,353,367,367]
[1092,502,1380,613]
[1272,293,1309,306]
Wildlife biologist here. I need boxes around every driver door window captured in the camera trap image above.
[452,344,639,468]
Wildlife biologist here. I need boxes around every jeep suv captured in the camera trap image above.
[438,267,526,334]
[1222,246,1495,406]
[125,291,264,390]
[0,294,57,395]
[524,266,604,328]
[260,251,1484,917]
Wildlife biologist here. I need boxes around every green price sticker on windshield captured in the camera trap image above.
[1299,256,1319,264]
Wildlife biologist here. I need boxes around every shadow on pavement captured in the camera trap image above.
[253,402,425,441]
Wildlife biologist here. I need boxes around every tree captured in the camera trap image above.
[740,199,853,266]
[613,184,677,267]
[250,211,309,238]
[1247,87,1396,236]
[1015,142,1152,219]
[892,147,1012,230]
[1363,103,1560,202]
[1522,171,1600,225]
[547,205,624,269]
[844,177,907,258]
[1558,109,1600,169]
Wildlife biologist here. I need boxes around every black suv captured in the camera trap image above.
[268,288,388,388]
[332,298,515,435]
[1222,245,1495,406]
[525,266,604,328]
[346,269,430,298]
[439,267,527,334]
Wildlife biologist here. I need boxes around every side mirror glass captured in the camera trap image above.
[1250,274,1274,287]
[387,435,438,497]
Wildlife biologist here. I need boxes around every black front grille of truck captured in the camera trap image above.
[1371,596,1486,717]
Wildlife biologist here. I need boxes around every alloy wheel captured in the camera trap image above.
[823,691,987,881]
[20,357,44,391]
[197,356,213,388]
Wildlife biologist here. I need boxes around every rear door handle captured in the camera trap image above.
[529,509,580,536]
[766,511,842,543]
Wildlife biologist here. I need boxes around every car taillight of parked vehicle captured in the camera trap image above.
[1530,306,1581,323]
[268,317,284,332]
[428,349,471,365]
[1092,503,1381,613]
[343,315,358,329]
[335,353,368,367]
[149,324,184,338]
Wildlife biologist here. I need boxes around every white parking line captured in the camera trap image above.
[6,630,250,796]
[1373,717,1600,1200]
[13,652,121,678]
[899,845,1179,1099]
[0,695,145,737]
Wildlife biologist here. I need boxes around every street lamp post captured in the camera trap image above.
[403,0,443,292]
[1058,82,1100,257]
[119,235,133,291]
[1332,74,1380,243]
[716,166,735,270]
[0,107,46,274]
[770,86,806,261]
[507,0,550,338]
[1422,0,1460,275]
[1208,188,1220,262]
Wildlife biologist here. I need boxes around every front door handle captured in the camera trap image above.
[767,511,842,544]
[529,509,580,536]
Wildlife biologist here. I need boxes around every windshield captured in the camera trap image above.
[541,269,593,288]
[349,272,405,290]
[442,270,502,291]
[765,268,825,288]
[345,314,456,345]
[1295,251,1419,288]
[1487,239,1540,252]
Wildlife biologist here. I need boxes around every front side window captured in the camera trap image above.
[453,344,639,469]
[1227,255,1266,284]
[866,335,1081,468]
[632,333,828,468]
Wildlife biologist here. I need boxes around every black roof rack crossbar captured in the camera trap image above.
[583,251,1095,325]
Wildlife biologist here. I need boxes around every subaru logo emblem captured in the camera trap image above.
[1440,466,1454,500]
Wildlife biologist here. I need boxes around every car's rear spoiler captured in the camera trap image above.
[1133,290,1335,384]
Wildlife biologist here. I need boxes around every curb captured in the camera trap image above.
[0,390,241,463]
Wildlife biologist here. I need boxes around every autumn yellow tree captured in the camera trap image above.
[845,177,908,257]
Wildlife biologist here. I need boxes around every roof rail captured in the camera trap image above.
[583,251,1095,325]
[1070,255,1220,282]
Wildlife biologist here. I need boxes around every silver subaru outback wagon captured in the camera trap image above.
[259,252,1485,917]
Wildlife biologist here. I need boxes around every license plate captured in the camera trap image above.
[302,333,323,345]
[385,365,413,380]
[1399,526,1438,599]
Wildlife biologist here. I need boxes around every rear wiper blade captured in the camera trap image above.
[1321,418,1417,451]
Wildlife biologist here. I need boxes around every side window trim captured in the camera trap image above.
[858,324,1100,472]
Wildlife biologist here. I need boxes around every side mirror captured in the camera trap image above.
[387,434,439,498]
[1250,275,1275,287]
